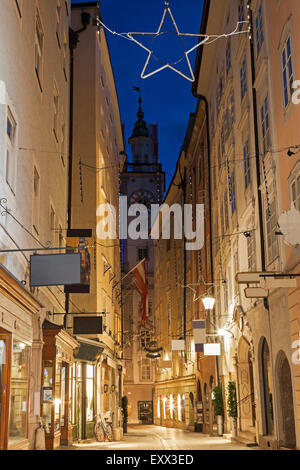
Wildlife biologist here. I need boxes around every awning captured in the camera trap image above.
[74,340,104,362]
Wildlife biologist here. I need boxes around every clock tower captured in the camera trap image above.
[121,97,165,424]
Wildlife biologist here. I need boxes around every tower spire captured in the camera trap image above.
[130,95,149,139]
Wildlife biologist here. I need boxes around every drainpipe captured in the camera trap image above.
[65,12,91,328]
[247,2,266,272]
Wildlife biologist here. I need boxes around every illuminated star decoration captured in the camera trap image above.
[97,1,250,83]
[126,1,249,82]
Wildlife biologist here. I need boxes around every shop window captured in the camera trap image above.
[60,364,66,427]
[169,394,175,420]
[86,365,94,422]
[177,394,181,421]
[42,360,53,434]
[54,361,61,432]
[181,395,185,422]
[8,341,30,445]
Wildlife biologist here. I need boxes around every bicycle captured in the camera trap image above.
[94,411,113,442]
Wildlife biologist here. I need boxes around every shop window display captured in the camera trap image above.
[8,341,29,445]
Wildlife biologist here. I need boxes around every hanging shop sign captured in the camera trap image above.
[203,343,221,356]
[64,229,92,293]
[73,316,103,335]
[171,340,185,351]
[30,253,81,286]
[193,320,206,352]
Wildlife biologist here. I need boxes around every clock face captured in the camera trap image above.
[129,190,155,209]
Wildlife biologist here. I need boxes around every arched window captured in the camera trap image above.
[261,338,274,435]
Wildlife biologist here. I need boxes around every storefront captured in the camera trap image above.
[154,376,195,430]
[0,264,41,450]
[41,320,79,450]
[71,338,103,442]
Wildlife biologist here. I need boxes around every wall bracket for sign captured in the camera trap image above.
[52,311,107,316]
[0,245,88,254]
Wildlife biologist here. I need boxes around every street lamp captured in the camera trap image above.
[201,296,215,310]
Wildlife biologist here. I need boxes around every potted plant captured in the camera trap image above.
[212,385,224,436]
[121,396,128,434]
[227,381,238,437]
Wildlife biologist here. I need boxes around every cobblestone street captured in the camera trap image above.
[59,425,260,451]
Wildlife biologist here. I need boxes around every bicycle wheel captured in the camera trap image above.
[106,424,113,442]
[94,422,104,442]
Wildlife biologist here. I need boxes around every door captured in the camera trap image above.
[0,333,11,450]
[138,401,153,423]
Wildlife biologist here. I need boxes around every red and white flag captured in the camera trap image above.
[131,258,148,327]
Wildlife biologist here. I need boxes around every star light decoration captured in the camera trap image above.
[97,1,250,82]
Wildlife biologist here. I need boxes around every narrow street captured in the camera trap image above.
[59,425,259,451]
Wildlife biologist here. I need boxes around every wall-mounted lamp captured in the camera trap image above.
[201,296,215,310]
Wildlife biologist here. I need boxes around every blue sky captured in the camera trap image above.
[72,0,204,190]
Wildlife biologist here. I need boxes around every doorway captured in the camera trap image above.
[276,351,296,448]
[0,332,11,450]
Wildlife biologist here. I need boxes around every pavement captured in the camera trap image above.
[58,424,260,451]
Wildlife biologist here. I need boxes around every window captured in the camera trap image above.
[224,191,229,229]
[290,172,300,210]
[243,141,251,188]
[102,289,107,329]
[247,233,255,270]
[63,33,68,81]
[50,205,55,245]
[14,0,22,18]
[223,282,228,312]
[61,118,66,166]
[255,4,264,56]
[6,109,17,192]
[238,0,245,26]
[229,89,235,130]
[33,166,40,233]
[138,248,148,260]
[226,40,231,76]
[282,36,294,108]
[266,200,279,264]
[8,341,30,445]
[261,96,270,154]
[141,361,151,381]
[240,58,247,101]
[35,11,44,89]
[230,171,237,213]
[220,202,225,235]
[53,84,59,141]
[56,0,62,48]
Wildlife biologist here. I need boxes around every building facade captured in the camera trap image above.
[69,1,125,442]
[0,0,73,450]
[121,97,165,424]
[266,0,300,449]
[193,0,299,450]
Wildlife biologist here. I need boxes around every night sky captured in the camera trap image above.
[72,0,204,190]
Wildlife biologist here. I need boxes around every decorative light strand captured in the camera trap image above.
[96,5,250,83]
